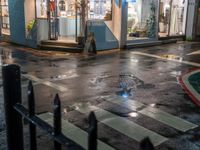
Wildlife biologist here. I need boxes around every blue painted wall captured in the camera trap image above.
[8,0,37,48]
[8,0,26,44]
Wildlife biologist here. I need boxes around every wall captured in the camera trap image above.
[24,0,35,34]
[186,0,197,39]
[8,0,26,45]
[37,19,48,44]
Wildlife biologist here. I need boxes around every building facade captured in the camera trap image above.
[0,0,199,50]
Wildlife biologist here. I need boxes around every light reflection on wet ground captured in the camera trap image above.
[0,42,200,149]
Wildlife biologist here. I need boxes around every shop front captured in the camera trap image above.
[36,0,116,49]
[125,0,188,46]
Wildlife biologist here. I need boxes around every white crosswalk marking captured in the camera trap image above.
[23,74,68,92]
[187,50,200,55]
[131,51,200,67]
[104,95,198,132]
[139,106,198,132]
[39,112,115,150]
[73,103,168,146]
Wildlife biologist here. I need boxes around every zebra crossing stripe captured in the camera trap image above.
[131,52,200,67]
[139,106,198,132]
[74,103,168,146]
[104,96,198,132]
[38,112,115,150]
[23,74,68,92]
[104,96,145,111]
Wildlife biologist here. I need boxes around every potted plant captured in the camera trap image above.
[159,13,165,33]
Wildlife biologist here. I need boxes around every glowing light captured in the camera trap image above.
[63,108,67,113]
[129,112,138,117]
[122,93,129,98]
[130,58,138,63]
[150,103,156,107]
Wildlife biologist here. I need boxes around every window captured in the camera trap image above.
[88,0,112,20]
[0,0,10,35]
[159,0,188,37]
[36,0,47,18]
[127,0,157,41]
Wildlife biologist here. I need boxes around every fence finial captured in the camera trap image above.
[140,137,154,150]
[53,93,61,150]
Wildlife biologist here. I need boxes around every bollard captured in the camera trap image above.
[88,111,97,150]
[53,94,62,150]
[2,64,24,150]
[28,81,37,150]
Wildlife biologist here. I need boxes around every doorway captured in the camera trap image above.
[47,0,80,42]
[158,0,188,38]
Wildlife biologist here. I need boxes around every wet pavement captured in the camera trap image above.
[0,41,200,150]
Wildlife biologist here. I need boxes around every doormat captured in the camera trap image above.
[179,69,200,106]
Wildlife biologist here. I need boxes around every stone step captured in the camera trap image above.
[39,44,83,53]
[41,40,82,48]
[126,39,177,49]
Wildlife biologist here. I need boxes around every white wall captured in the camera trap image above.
[104,0,125,47]
[24,0,36,34]
[186,0,196,39]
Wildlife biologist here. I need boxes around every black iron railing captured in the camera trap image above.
[2,64,97,150]
[2,64,154,150]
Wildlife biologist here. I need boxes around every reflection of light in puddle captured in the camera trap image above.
[130,58,139,63]
[122,93,129,98]
[129,112,138,117]
[161,54,182,60]
[170,71,182,77]
[150,103,156,107]
[63,108,67,114]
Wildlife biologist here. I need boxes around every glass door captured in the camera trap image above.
[159,0,188,37]
[158,0,171,37]
[169,0,187,36]
[47,0,58,40]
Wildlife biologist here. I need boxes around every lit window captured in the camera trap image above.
[36,0,47,18]
[88,0,112,20]
[0,0,10,35]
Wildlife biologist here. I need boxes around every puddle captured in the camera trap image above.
[117,73,155,97]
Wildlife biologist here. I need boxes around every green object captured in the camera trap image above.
[27,20,35,32]
[188,72,200,94]
[146,1,156,38]
[186,36,193,41]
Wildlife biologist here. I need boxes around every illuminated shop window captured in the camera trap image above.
[159,0,188,37]
[0,0,10,35]
[36,0,78,18]
[88,0,112,20]
[127,0,157,40]
[36,0,47,18]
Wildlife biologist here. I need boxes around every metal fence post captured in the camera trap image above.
[53,94,61,150]
[140,137,154,150]
[28,81,37,150]
[88,111,97,150]
[2,64,24,150]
